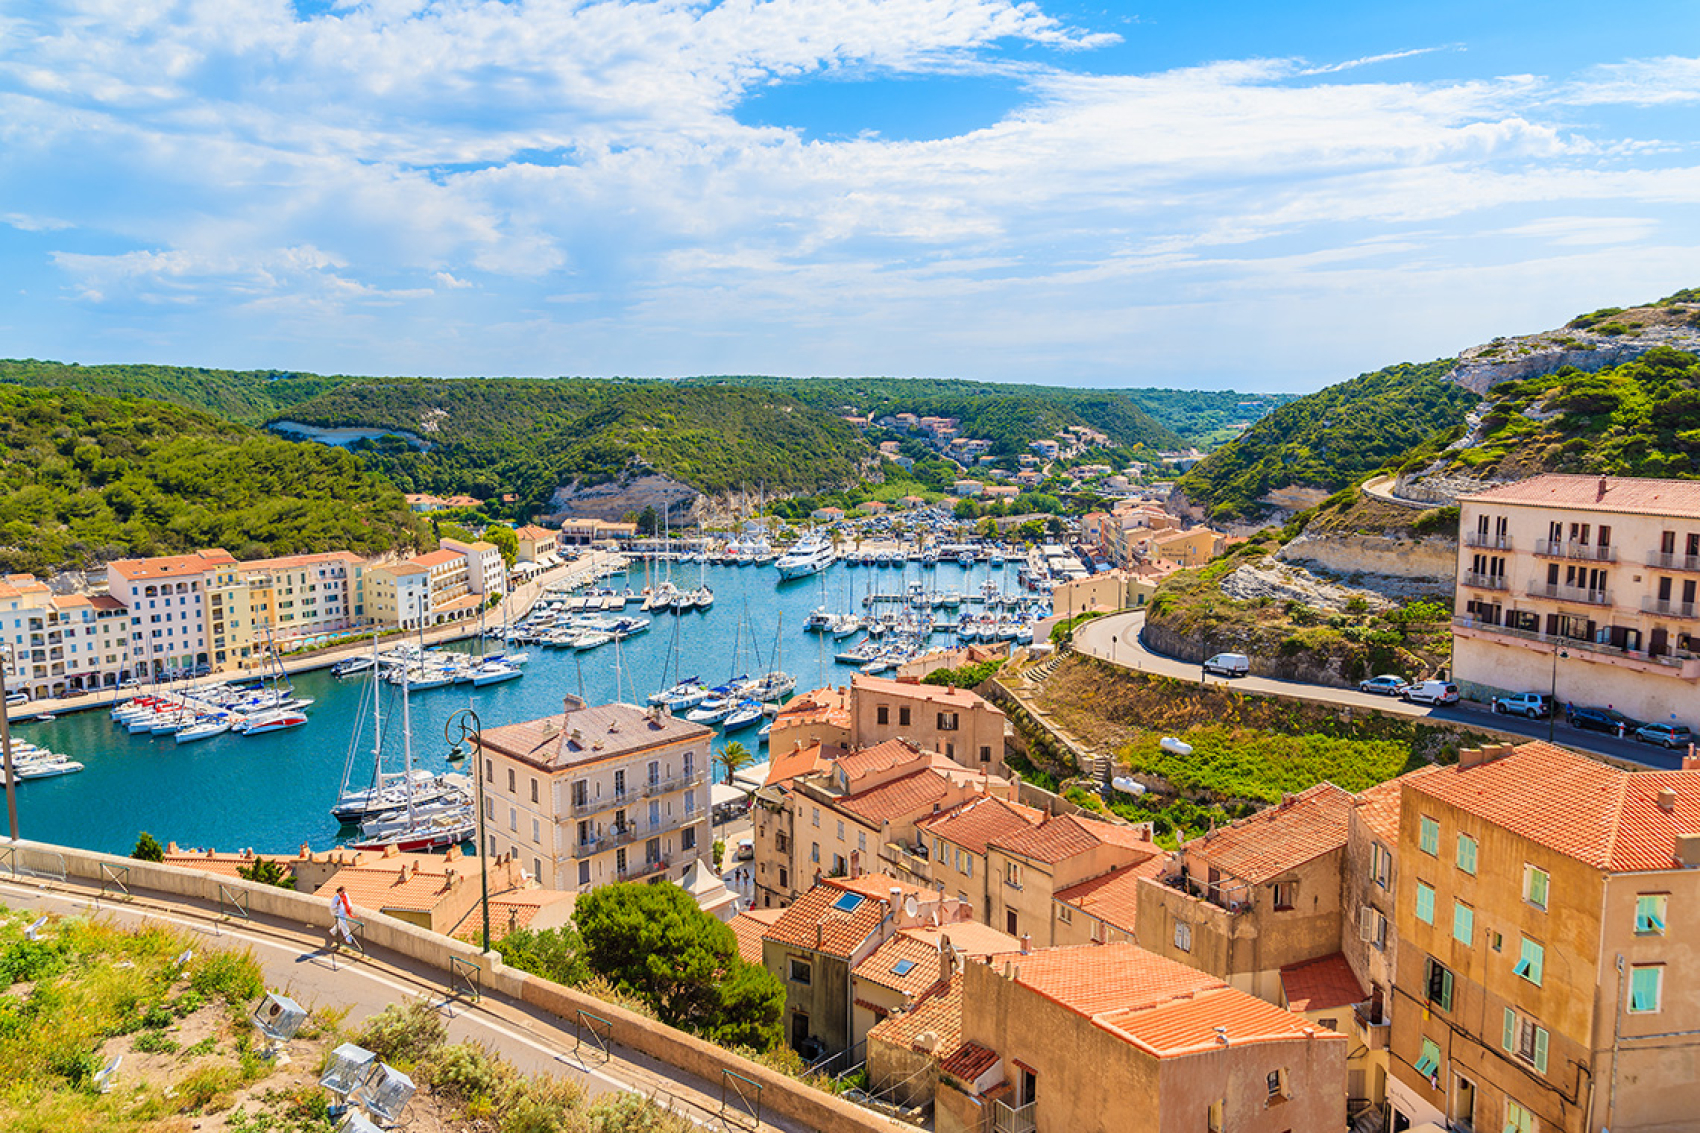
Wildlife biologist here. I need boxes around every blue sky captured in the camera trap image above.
[1,1,1698,393]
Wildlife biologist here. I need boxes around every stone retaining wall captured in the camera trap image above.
[11,840,892,1133]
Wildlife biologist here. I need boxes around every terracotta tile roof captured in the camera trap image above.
[162,850,281,881]
[853,673,1001,712]
[920,795,1044,855]
[412,549,465,568]
[855,933,946,997]
[835,737,930,784]
[938,1041,999,1082]
[765,741,832,788]
[728,908,784,966]
[514,525,554,540]
[109,548,237,580]
[867,973,963,1054]
[1095,985,1334,1059]
[838,768,952,825]
[325,860,462,915]
[830,873,931,904]
[1411,741,1700,872]
[993,812,1151,865]
[479,702,712,772]
[1053,856,1166,934]
[762,876,895,958]
[1280,952,1366,1013]
[773,686,852,729]
[1462,473,1700,519]
[245,551,361,571]
[1185,782,1355,884]
[902,921,1022,960]
[1354,779,1406,845]
[452,888,577,944]
[89,594,127,612]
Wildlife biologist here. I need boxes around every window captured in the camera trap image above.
[1456,834,1478,875]
[980,745,991,764]
[809,842,820,864]
[1273,881,1297,910]
[508,807,517,832]
[1515,937,1545,986]
[1359,906,1389,950]
[1207,1099,1224,1133]
[578,860,591,886]
[1006,861,1022,887]
[1174,922,1192,952]
[530,777,539,803]
[877,705,889,725]
[1265,1069,1288,1100]
[1419,816,1440,856]
[858,831,866,853]
[898,706,911,727]
[486,758,495,783]
[1453,901,1474,946]
[812,807,820,828]
[1425,957,1455,1011]
[1414,1037,1441,1079]
[507,768,516,792]
[1523,865,1549,910]
[1630,965,1664,1014]
[1416,881,1436,925]
[532,818,540,843]
[1371,843,1392,889]
[1506,1100,1535,1133]
[682,827,696,851]
[1502,1009,1550,1074]
[837,820,845,841]
[937,711,959,731]
[1636,894,1668,935]
[1058,904,1072,923]
[788,958,812,985]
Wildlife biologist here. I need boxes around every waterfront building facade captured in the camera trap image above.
[850,674,1009,777]
[107,548,237,678]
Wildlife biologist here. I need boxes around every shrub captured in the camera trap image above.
[189,949,265,1004]
[131,832,165,862]
[428,1040,513,1103]
[134,1031,180,1054]
[355,999,446,1066]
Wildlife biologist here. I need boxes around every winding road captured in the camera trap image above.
[1071,611,1687,771]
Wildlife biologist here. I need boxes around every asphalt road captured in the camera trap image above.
[1072,611,1687,771]
[0,871,813,1132]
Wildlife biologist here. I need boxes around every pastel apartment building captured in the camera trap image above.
[1388,741,1700,1133]
[108,548,237,678]
[512,525,559,565]
[1453,473,1700,723]
[850,674,1010,777]
[205,551,368,663]
[1,576,133,699]
[474,699,712,892]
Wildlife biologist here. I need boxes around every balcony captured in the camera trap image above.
[1452,616,1700,674]
[568,788,633,818]
[1641,597,1698,619]
[1526,581,1612,607]
[641,771,704,798]
[1353,1001,1390,1052]
[1460,572,1508,591]
[577,810,697,854]
[1463,532,1512,550]
[1534,539,1616,563]
[617,855,670,883]
[1647,551,1700,573]
[992,1099,1036,1133]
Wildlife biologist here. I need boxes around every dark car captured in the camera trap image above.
[1635,722,1695,749]
[1566,705,1641,735]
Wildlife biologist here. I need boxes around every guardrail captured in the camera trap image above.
[1641,597,1698,618]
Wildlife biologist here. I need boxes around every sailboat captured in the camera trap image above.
[349,665,475,851]
[332,635,468,825]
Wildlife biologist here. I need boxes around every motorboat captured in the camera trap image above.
[804,607,833,633]
[236,710,308,735]
[722,700,764,731]
[686,697,736,725]
[775,534,836,581]
[175,717,231,744]
[471,661,523,687]
[349,808,476,852]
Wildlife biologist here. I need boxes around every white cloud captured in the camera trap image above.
[1565,56,1700,105]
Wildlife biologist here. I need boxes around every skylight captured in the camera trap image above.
[892,959,919,976]
[831,891,865,913]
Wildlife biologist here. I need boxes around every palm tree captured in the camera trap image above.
[715,740,756,862]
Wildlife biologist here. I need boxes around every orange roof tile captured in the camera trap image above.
[1463,473,1700,519]
[762,878,893,958]
[109,548,237,580]
[1096,985,1335,1059]
[1280,953,1366,1014]
[728,908,784,966]
[1185,782,1355,884]
[1354,779,1406,845]
[478,702,712,772]
[1053,856,1166,934]
[834,737,931,783]
[838,768,953,825]
[853,673,1002,712]
[993,812,1150,865]
[412,549,466,568]
[938,1041,1000,1082]
[903,921,1022,960]
[452,888,577,944]
[1411,741,1700,872]
[765,741,833,789]
[920,795,1044,855]
[868,973,963,1054]
[856,933,946,998]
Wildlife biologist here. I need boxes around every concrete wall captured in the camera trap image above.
[867,1033,939,1111]
[14,840,896,1133]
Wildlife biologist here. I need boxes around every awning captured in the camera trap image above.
[732,761,770,791]
[711,783,746,809]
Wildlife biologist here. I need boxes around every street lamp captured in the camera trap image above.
[445,707,492,954]
[1547,644,1569,743]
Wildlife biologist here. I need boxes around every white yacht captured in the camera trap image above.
[775,534,836,581]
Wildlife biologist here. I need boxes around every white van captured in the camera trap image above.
[1203,652,1250,677]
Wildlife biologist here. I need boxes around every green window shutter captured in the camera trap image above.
[1417,882,1435,925]
[1534,1026,1549,1075]
[1502,1008,1516,1053]
[1440,968,1454,1011]
[1457,834,1477,874]
[1454,901,1473,945]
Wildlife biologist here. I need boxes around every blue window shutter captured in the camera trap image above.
[1534,1026,1549,1075]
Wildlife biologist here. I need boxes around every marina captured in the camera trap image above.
[11,555,1050,857]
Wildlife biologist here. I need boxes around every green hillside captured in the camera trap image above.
[1178,361,1478,520]
[274,378,867,506]
[676,376,1185,453]
[1120,388,1300,448]
[0,358,348,424]
[1437,346,1700,479]
[0,388,423,575]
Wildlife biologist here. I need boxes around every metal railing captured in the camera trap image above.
[1463,532,1512,550]
[1452,616,1698,669]
[1460,572,1508,591]
[99,862,131,901]
[1647,551,1700,573]
[720,1068,764,1132]
[575,1009,613,1063]
[616,856,669,882]
[580,811,693,853]
[641,771,703,798]
[1534,539,1616,562]
[1641,597,1698,618]
[0,845,66,884]
[1525,581,1612,606]
[993,1098,1037,1133]
[449,955,481,1004]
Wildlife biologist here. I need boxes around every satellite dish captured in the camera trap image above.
[903,895,919,918]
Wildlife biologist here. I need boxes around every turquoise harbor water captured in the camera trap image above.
[13,560,1027,856]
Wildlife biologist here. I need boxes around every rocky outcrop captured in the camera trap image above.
[546,474,699,522]
[1277,530,1456,597]
[1218,560,1393,612]
[1445,304,1700,394]
[1140,615,1357,687]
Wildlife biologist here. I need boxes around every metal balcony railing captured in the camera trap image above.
[992,1099,1036,1133]
[1463,532,1511,550]
[616,856,669,882]
[1641,597,1698,619]
[1647,551,1700,573]
[1452,616,1699,669]
[641,771,704,798]
[1526,581,1612,606]
[1534,539,1616,562]
[1461,572,1508,591]
[577,810,696,854]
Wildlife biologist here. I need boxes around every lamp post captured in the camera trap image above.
[1547,644,1569,743]
[445,707,492,954]
[0,645,18,842]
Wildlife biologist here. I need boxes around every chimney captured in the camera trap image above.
[1019,933,1031,955]
[1659,787,1678,813]
[816,923,824,949]
[1677,833,1700,868]
[1597,476,1608,501]
[1685,745,1700,772]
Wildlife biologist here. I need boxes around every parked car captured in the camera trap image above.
[735,838,754,861]
[1359,675,1410,696]
[1635,722,1695,749]
[1492,692,1550,719]
[1566,704,1640,735]
[1203,652,1250,677]
[1403,680,1459,706]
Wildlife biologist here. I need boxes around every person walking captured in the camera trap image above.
[328,885,355,949]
